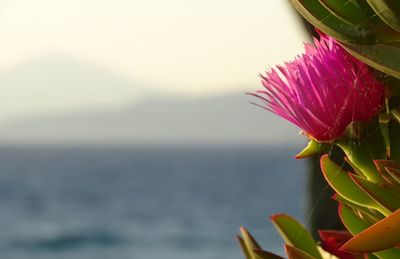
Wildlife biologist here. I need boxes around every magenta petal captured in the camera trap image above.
[252,35,385,142]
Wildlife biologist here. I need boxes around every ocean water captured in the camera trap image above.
[0,146,307,258]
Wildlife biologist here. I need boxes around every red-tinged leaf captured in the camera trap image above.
[238,229,284,259]
[270,214,322,259]
[339,203,400,257]
[385,166,400,183]
[254,249,285,259]
[320,155,389,215]
[319,230,362,259]
[285,244,316,259]
[338,203,372,235]
[240,227,262,249]
[333,194,384,223]
[237,236,252,259]
[295,139,322,159]
[319,230,353,242]
[374,160,400,189]
[345,156,366,177]
[374,160,400,171]
[341,209,400,253]
[389,119,400,162]
[373,160,400,187]
[239,227,263,259]
[350,174,400,212]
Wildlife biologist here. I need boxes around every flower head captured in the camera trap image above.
[251,36,385,142]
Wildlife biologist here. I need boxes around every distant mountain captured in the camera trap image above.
[0,93,303,146]
[0,54,146,119]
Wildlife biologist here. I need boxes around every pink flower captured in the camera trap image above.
[250,36,385,142]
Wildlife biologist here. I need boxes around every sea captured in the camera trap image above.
[0,145,308,259]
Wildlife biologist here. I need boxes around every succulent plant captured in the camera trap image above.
[238,155,400,258]
[239,2,400,258]
[242,73,400,257]
[288,0,400,82]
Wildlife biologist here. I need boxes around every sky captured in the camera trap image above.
[0,0,307,120]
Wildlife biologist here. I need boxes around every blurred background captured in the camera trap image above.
[0,1,311,258]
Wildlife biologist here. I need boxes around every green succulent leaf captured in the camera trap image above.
[254,250,285,259]
[385,166,400,184]
[366,0,400,32]
[238,236,253,259]
[392,108,400,122]
[270,214,322,259]
[285,245,317,259]
[319,0,367,25]
[389,119,400,162]
[341,42,400,80]
[374,160,400,187]
[290,0,400,78]
[296,139,323,159]
[344,156,367,177]
[288,0,376,43]
[350,174,400,212]
[320,155,390,215]
[339,204,400,258]
[379,113,391,154]
[341,209,400,253]
[239,227,263,259]
[290,0,400,44]
[336,120,387,184]
[333,193,384,222]
[376,160,400,184]
[339,203,371,235]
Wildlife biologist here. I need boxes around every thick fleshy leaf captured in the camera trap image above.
[239,227,262,259]
[366,0,400,31]
[317,246,342,259]
[339,204,400,257]
[389,119,400,162]
[386,167,400,183]
[290,0,400,43]
[375,159,400,171]
[270,214,322,259]
[290,0,400,78]
[333,194,384,223]
[341,43,400,80]
[377,159,400,184]
[392,108,400,122]
[319,230,361,259]
[254,250,285,259]
[319,0,367,25]
[320,155,390,215]
[288,0,376,43]
[374,160,400,187]
[341,209,400,253]
[343,157,366,178]
[285,245,316,259]
[238,236,253,259]
[350,174,400,212]
[379,113,390,154]
[336,124,387,184]
[296,139,323,159]
[338,203,371,235]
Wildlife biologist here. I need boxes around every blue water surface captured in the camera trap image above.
[0,145,307,258]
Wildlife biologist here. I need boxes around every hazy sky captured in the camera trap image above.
[0,0,307,119]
